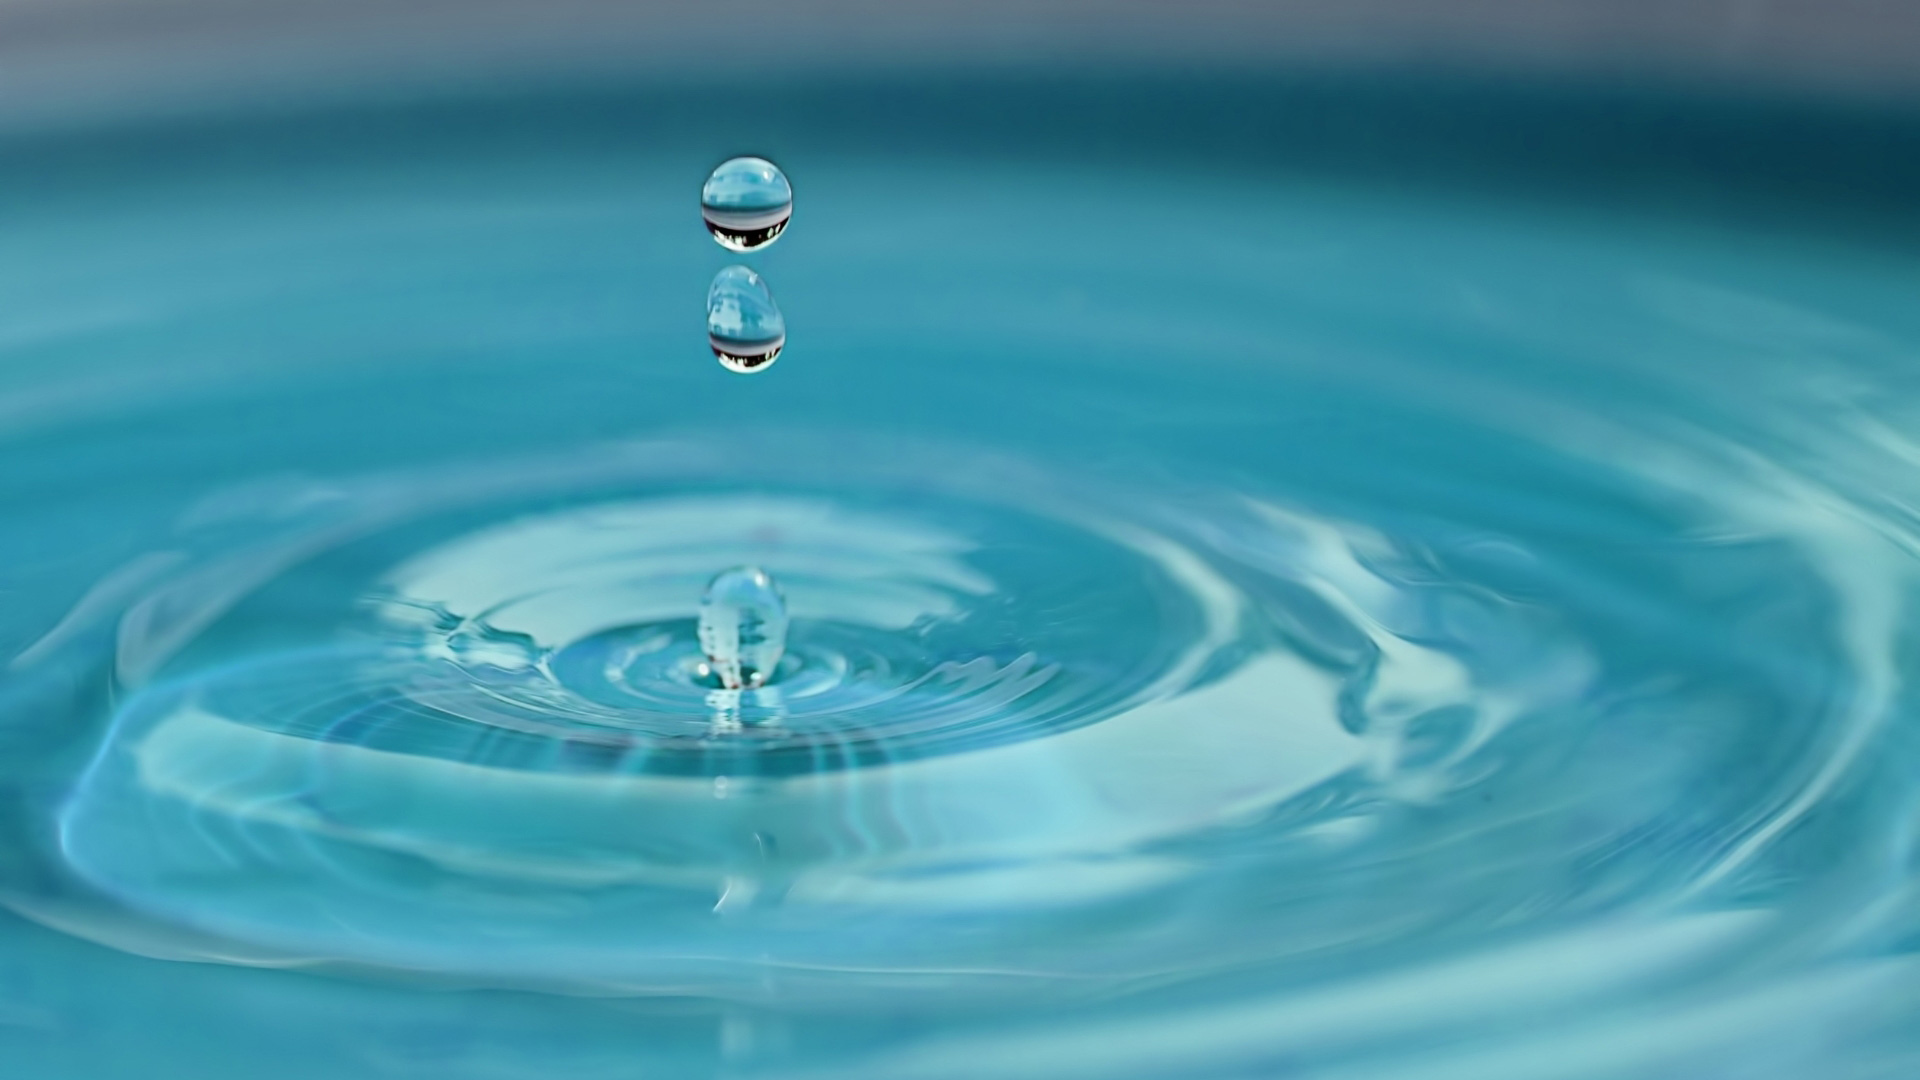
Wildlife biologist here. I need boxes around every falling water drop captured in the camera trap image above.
[698,566,789,690]
[707,267,787,373]
[701,156,793,251]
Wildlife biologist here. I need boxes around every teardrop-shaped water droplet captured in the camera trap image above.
[701,156,792,251]
[707,266,786,374]
[698,566,789,690]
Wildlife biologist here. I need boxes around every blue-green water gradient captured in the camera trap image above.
[3,76,1920,1078]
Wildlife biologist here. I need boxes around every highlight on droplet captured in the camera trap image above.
[697,565,789,689]
[700,156,793,252]
[706,266,787,373]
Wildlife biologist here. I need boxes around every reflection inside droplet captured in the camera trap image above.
[697,566,789,690]
[700,155,793,251]
[706,266,786,373]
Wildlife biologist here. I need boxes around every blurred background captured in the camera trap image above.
[6,0,1920,127]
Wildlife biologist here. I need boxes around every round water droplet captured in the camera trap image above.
[700,156,792,251]
[698,566,789,690]
[707,266,786,374]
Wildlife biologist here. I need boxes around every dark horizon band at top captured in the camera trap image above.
[4,0,1919,134]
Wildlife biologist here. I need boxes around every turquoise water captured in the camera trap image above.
[3,76,1920,1078]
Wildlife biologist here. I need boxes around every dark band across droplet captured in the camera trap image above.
[700,156,793,252]
[706,266,787,375]
[702,218,788,251]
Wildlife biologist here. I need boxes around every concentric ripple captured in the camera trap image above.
[11,437,1590,992]
[4,87,1920,1078]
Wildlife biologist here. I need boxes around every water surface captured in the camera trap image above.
[2,75,1920,1079]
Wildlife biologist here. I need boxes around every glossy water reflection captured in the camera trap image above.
[701,156,792,252]
[1,87,1918,1080]
[707,265,786,372]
